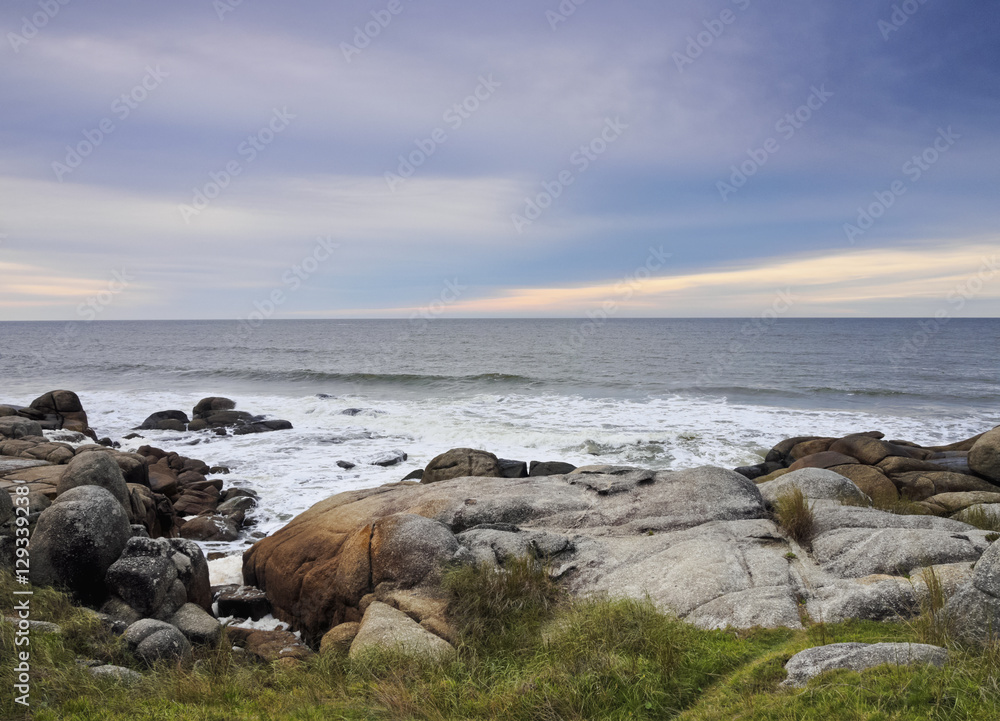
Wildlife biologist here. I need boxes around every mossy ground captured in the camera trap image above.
[2,561,999,721]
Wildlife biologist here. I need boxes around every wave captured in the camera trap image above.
[166,368,539,388]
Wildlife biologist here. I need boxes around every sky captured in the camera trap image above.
[1,0,998,320]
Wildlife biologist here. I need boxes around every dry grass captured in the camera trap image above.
[773,488,815,546]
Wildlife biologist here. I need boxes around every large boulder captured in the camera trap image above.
[969,428,1000,484]
[27,390,90,434]
[945,540,1000,644]
[57,452,130,509]
[30,486,132,604]
[421,448,502,484]
[104,537,211,619]
[192,397,236,417]
[757,468,869,506]
[139,411,189,432]
[243,466,768,642]
[782,642,948,688]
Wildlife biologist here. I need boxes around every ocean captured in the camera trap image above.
[2,318,997,550]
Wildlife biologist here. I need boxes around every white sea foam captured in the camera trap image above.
[71,388,996,555]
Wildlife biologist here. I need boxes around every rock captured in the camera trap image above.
[217,495,257,517]
[498,459,529,478]
[0,417,44,439]
[929,491,1000,514]
[193,397,236,416]
[969,428,1000,484]
[179,514,239,542]
[232,419,294,435]
[337,461,356,470]
[894,471,998,499]
[782,642,948,687]
[812,527,987,578]
[349,602,455,662]
[217,586,271,621]
[172,489,220,516]
[371,514,459,588]
[421,448,502,484]
[28,390,90,434]
[105,538,180,616]
[529,461,577,477]
[320,622,361,655]
[57,452,130,510]
[828,465,899,505]
[89,665,142,684]
[877,456,953,476]
[169,603,221,645]
[372,451,407,467]
[99,596,143,626]
[787,451,859,471]
[30,486,132,604]
[0,488,13,525]
[148,466,179,497]
[734,462,783,481]
[124,619,192,665]
[167,538,212,612]
[139,411,189,431]
[786,438,836,461]
[829,433,928,465]
[765,436,826,465]
[401,469,423,481]
[198,410,255,428]
[757,467,869,506]
[241,629,313,663]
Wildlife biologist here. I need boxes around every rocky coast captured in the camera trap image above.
[3,389,1000,689]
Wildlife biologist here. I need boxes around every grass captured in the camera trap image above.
[3,559,1000,720]
[959,504,1000,533]
[773,488,815,546]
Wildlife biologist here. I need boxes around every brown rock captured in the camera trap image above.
[243,629,313,663]
[320,622,360,655]
[894,471,998,496]
[924,491,1000,514]
[172,489,220,516]
[788,451,858,471]
[877,456,952,476]
[178,514,239,541]
[828,464,899,505]
[754,468,792,484]
[764,436,825,464]
[829,434,913,466]
[29,390,90,434]
[786,438,836,462]
[969,428,1000,484]
[422,448,502,484]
